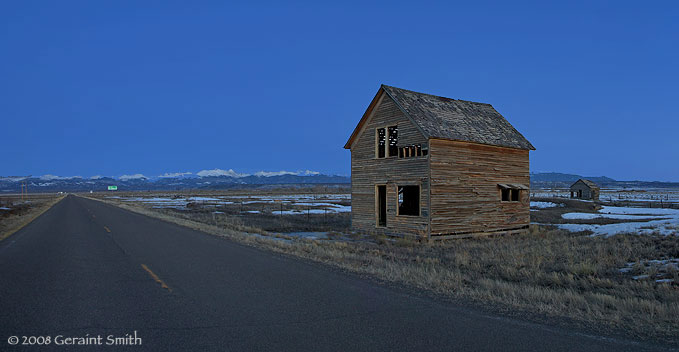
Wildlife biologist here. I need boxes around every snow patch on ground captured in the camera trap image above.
[561,213,669,220]
[530,201,562,208]
[531,189,679,203]
[618,259,678,283]
[557,206,679,236]
[109,194,350,213]
[187,196,222,202]
[600,206,679,216]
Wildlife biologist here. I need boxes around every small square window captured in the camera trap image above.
[500,186,521,202]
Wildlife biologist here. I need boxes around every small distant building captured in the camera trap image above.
[570,179,599,201]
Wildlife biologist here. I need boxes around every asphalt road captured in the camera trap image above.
[0,195,674,351]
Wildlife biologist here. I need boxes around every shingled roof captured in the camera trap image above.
[572,179,600,190]
[345,85,535,150]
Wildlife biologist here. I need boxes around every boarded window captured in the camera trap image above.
[387,126,398,157]
[398,185,420,216]
[398,144,428,159]
[376,128,385,158]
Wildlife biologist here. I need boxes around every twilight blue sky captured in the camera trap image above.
[1,1,677,181]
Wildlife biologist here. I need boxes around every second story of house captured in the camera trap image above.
[344,85,535,163]
[344,87,428,163]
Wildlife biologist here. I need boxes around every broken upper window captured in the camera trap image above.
[388,126,398,157]
[376,128,386,158]
[398,144,428,158]
[398,185,420,216]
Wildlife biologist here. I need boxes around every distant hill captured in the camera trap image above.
[3,171,677,193]
[530,172,615,184]
[0,173,350,193]
[530,172,679,189]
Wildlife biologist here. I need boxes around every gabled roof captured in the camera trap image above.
[571,179,600,190]
[344,85,535,150]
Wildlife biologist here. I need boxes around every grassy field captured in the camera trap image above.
[89,190,679,345]
[99,188,351,234]
[0,193,64,241]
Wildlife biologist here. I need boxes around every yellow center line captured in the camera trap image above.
[141,264,172,292]
[103,226,111,233]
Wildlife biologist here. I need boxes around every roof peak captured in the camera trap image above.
[574,179,600,188]
[381,84,493,107]
[345,85,535,150]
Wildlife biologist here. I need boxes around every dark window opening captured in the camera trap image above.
[388,126,398,157]
[398,185,420,216]
[377,128,385,158]
[511,189,519,201]
[377,185,387,227]
[501,188,510,201]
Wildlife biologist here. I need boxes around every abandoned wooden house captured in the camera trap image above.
[570,179,600,201]
[344,85,535,239]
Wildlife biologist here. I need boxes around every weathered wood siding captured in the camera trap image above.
[350,93,430,237]
[429,139,530,235]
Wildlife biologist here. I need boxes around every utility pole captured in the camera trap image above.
[18,176,31,202]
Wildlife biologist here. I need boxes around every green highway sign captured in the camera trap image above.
[108,186,118,191]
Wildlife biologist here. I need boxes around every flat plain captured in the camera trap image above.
[83,187,679,346]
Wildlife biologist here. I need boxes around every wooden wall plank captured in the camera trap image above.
[429,139,530,235]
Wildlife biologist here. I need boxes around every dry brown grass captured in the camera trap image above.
[90,195,679,345]
[0,194,64,241]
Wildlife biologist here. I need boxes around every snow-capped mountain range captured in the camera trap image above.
[0,169,349,192]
